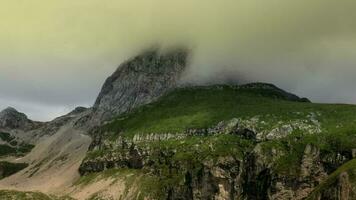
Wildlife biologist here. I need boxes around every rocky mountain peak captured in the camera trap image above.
[0,107,30,129]
[92,47,189,122]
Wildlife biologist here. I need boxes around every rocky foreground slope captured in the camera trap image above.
[0,48,355,200]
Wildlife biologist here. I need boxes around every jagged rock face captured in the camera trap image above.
[0,107,32,129]
[316,172,355,200]
[80,136,247,199]
[80,116,355,200]
[92,48,189,123]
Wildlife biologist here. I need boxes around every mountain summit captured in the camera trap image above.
[92,48,189,122]
[0,107,30,129]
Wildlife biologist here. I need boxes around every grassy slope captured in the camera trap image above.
[83,85,356,198]
[0,161,28,179]
[0,190,74,200]
[103,85,356,138]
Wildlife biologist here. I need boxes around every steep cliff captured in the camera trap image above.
[92,48,189,123]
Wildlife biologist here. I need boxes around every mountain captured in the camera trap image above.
[0,107,40,160]
[92,48,189,123]
[0,49,355,200]
[0,105,92,193]
[0,48,190,196]
[0,107,39,130]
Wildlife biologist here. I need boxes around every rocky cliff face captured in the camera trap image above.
[92,48,189,123]
[79,112,355,200]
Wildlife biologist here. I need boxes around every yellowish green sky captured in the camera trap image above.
[1,0,356,120]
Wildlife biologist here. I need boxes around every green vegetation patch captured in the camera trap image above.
[139,134,255,164]
[18,143,35,154]
[0,144,18,156]
[0,143,34,157]
[0,132,34,157]
[0,132,15,142]
[101,86,356,139]
[258,130,356,177]
[0,161,28,179]
[0,190,74,200]
[75,168,139,186]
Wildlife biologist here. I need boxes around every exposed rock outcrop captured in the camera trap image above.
[79,111,354,200]
[92,48,189,123]
[312,173,355,200]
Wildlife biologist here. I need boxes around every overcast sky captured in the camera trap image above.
[1,0,356,121]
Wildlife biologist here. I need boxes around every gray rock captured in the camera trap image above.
[0,107,39,130]
[92,48,189,123]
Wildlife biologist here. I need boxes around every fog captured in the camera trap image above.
[1,0,356,120]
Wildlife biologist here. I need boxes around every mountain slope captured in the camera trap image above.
[0,107,92,194]
[79,84,356,200]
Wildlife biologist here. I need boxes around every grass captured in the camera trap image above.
[0,132,15,142]
[18,143,35,154]
[0,132,34,157]
[0,143,34,157]
[101,85,356,138]
[139,134,255,163]
[0,145,18,156]
[0,161,28,179]
[0,190,74,200]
